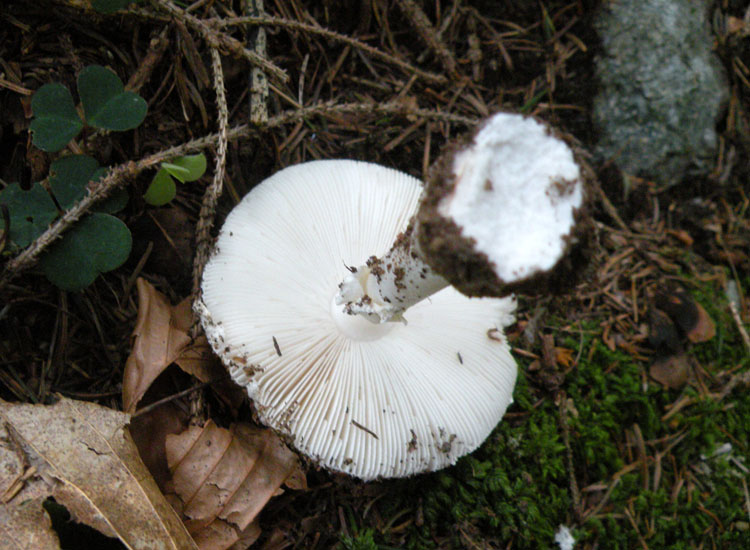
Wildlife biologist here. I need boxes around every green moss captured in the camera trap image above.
[346,279,749,549]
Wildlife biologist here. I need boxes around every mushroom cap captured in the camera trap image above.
[198,160,517,480]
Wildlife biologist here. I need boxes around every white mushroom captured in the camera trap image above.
[197,112,585,480]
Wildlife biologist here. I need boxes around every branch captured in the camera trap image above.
[0,102,476,290]
[395,0,459,78]
[149,0,288,83]
[214,14,448,84]
[192,47,230,302]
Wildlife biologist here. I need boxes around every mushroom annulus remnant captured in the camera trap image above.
[196,112,586,480]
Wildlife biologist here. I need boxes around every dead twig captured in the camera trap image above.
[395,0,459,78]
[149,0,288,83]
[126,27,170,93]
[192,46,229,315]
[728,299,750,353]
[245,0,269,124]
[558,393,583,521]
[0,101,475,291]
[719,371,750,401]
[131,375,230,419]
[594,180,630,233]
[215,14,447,84]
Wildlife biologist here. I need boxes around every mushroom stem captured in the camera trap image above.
[336,112,586,324]
[336,223,449,323]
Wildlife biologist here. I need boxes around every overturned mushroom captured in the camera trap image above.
[197,112,586,480]
[339,112,586,322]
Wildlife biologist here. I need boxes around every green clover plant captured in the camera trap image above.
[29,65,147,152]
[144,153,207,206]
[0,155,131,291]
[0,65,147,291]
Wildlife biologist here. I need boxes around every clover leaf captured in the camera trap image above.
[40,213,132,291]
[29,65,147,153]
[49,155,102,208]
[29,84,84,152]
[162,154,207,183]
[2,155,132,290]
[97,187,130,214]
[48,154,128,213]
[78,65,147,131]
[0,182,58,248]
[143,168,176,206]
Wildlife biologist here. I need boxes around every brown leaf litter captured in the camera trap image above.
[123,277,242,414]
[0,396,197,550]
[122,278,306,548]
[647,285,716,389]
[164,420,306,550]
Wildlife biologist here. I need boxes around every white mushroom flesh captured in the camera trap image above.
[440,113,583,283]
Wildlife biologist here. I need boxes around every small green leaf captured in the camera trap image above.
[40,213,132,291]
[144,168,176,206]
[160,163,191,181]
[0,183,58,248]
[29,84,84,152]
[162,154,207,183]
[91,0,135,14]
[48,155,101,209]
[78,65,147,131]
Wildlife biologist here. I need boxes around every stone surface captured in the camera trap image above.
[593,0,729,187]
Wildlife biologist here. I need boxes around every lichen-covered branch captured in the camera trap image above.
[0,102,477,291]
[214,14,447,84]
[192,47,229,303]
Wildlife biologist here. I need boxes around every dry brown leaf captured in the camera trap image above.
[165,420,305,550]
[123,278,243,414]
[685,301,715,344]
[123,278,193,413]
[650,353,692,389]
[653,287,715,345]
[555,347,575,368]
[0,396,198,550]
[174,335,246,413]
[129,402,189,489]
[0,432,60,549]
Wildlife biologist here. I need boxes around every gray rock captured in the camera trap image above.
[593,0,729,187]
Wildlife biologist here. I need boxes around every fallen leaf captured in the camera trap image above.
[123,278,192,412]
[650,353,692,389]
[165,420,305,550]
[685,301,715,344]
[654,287,715,344]
[123,278,243,414]
[129,401,189,489]
[555,347,575,368]
[174,336,245,413]
[0,396,198,550]
[1,432,60,549]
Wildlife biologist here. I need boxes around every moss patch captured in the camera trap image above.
[329,277,749,550]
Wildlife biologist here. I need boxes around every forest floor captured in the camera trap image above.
[1,1,749,549]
